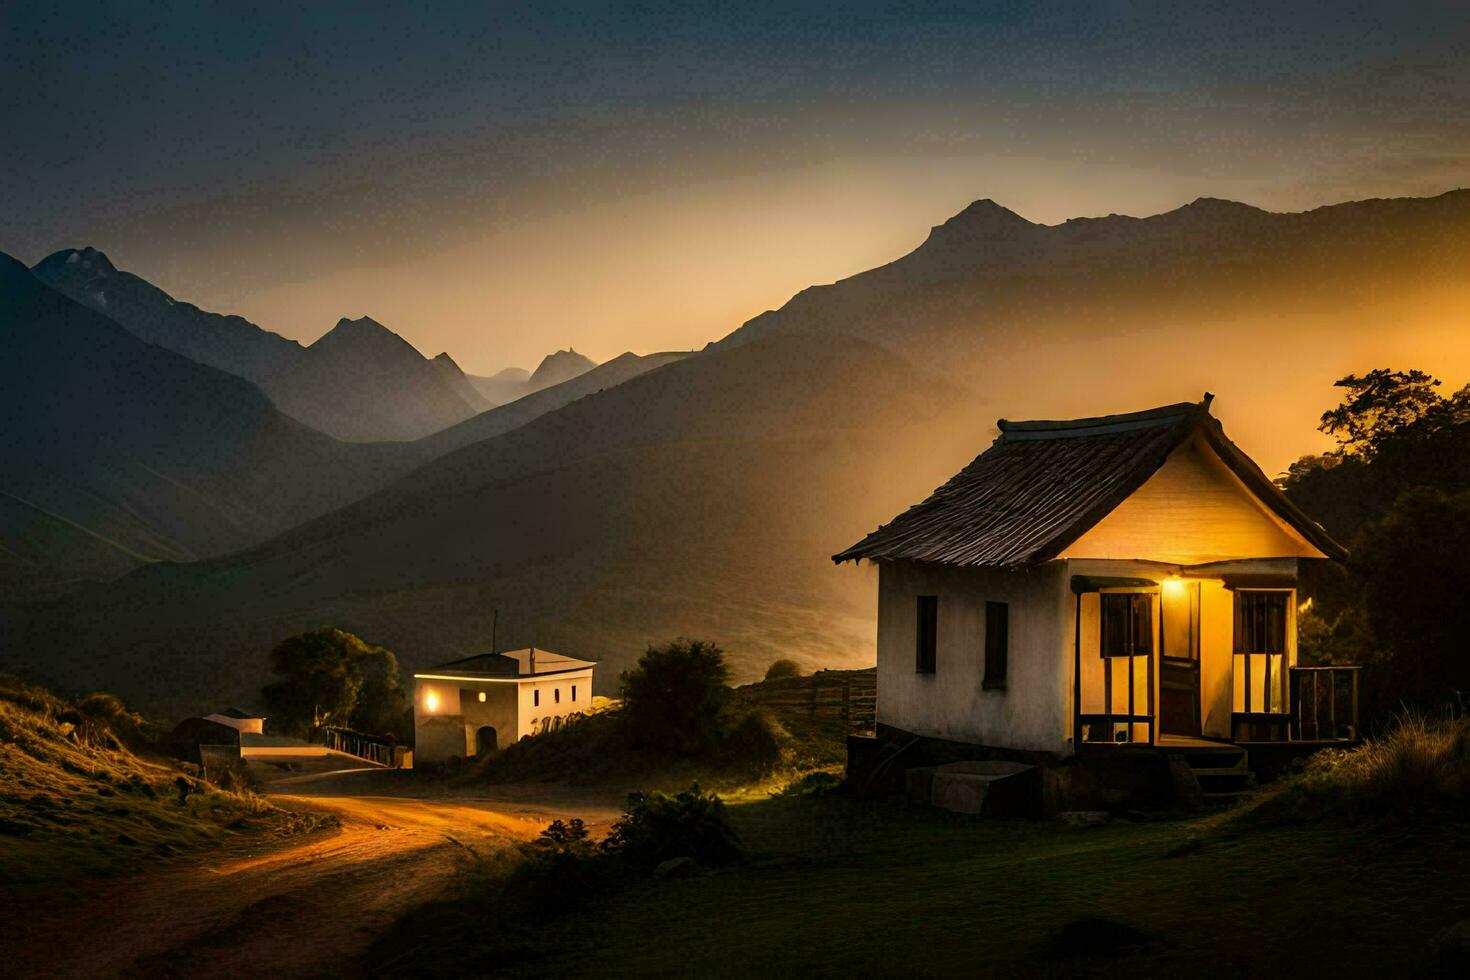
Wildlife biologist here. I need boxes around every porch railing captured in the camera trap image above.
[1289,666,1361,742]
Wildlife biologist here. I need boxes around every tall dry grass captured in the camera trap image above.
[1261,712,1470,821]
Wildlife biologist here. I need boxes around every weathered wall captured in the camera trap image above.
[875,560,1070,753]
[1060,435,1324,564]
[517,669,595,739]
[456,683,520,753]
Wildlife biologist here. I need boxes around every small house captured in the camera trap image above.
[413,648,596,764]
[835,396,1358,762]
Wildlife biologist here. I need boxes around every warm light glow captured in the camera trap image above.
[424,690,439,713]
[478,691,487,702]
[1162,578,1187,597]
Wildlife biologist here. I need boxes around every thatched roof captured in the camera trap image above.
[834,395,1346,567]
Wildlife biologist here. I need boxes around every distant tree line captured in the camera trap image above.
[1283,369,1470,724]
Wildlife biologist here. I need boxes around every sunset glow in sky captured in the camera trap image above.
[5,2,1470,374]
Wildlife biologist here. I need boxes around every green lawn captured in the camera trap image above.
[374,793,1470,978]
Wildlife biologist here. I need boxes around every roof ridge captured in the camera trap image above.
[998,397,1208,439]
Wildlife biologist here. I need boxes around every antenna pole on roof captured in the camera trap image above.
[490,608,498,655]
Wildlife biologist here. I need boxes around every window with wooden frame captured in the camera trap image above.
[1100,593,1154,658]
[983,601,1008,690]
[1234,590,1288,654]
[915,595,938,674]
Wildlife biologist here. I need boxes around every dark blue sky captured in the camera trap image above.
[4,1,1468,366]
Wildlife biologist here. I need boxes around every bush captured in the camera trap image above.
[601,784,742,869]
[1257,712,1470,821]
[764,659,803,681]
[620,639,730,755]
[721,709,792,774]
[773,770,843,798]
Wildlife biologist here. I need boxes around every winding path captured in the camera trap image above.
[2,762,621,979]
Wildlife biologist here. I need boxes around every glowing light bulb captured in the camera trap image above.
[425,690,439,713]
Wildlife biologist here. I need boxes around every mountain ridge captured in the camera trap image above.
[31,251,487,442]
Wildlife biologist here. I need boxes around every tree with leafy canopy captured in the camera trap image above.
[261,627,409,738]
[619,639,730,755]
[1318,369,1470,458]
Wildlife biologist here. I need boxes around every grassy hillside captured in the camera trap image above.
[4,334,958,716]
[0,678,324,885]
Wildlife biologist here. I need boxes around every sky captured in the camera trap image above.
[4,1,1470,373]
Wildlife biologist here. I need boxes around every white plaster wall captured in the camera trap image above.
[875,560,1071,753]
[457,683,520,754]
[517,669,595,739]
[413,679,467,763]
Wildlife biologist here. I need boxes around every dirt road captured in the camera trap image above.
[2,764,622,979]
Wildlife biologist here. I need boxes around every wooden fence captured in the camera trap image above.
[743,668,876,731]
[323,726,408,767]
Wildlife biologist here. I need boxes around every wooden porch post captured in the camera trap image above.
[1073,591,1082,748]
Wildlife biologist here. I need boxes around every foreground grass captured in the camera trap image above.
[365,786,1470,978]
[0,677,327,884]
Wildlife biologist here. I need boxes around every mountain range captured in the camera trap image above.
[33,249,489,442]
[8,190,1470,716]
[0,252,422,586]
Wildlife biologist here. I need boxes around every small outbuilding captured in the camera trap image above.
[413,648,596,764]
[202,707,266,735]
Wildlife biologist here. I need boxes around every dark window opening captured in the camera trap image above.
[983,601,1009,690]
[915,595,938,674]
[533,690,540,707]
[1234,590,1288,654]
[554,688,561,704]
[572,685,578,701]
[1101,593,1154,658]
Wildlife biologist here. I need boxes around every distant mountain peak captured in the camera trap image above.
[529,347,597,390]
[312,315,418,354]
[35,246,117,277]
[1170,197,1267,220]
[912,198,1036,257]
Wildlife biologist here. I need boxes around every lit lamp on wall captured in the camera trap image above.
[1162,577,1187,597]
[424,690,439,713]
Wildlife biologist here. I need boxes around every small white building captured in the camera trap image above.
[836,396,1356,758]
[413,648,596,764]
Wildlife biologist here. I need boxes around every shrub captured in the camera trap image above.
[773,770,843,798]
[764,659,803,681]
[1257,712,1470,821]
[721,709,792,774]
[601,784,742,869]
[76,692,155,751]
[619,639,730,755]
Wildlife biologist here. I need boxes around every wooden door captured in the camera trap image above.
[1159,582,1201,736]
